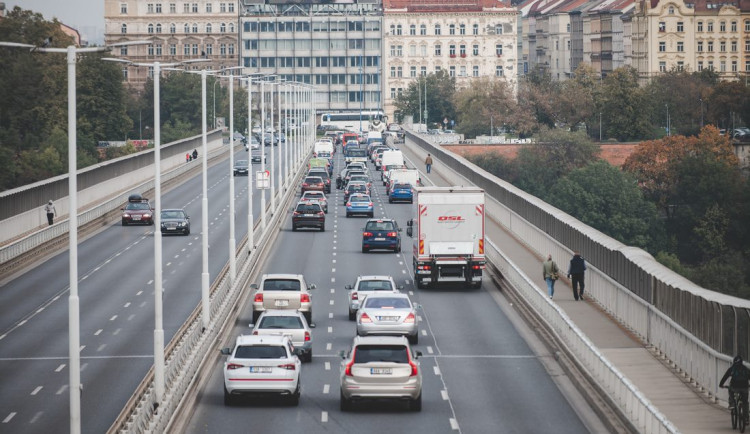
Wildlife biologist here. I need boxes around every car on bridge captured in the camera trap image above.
[221,334,302,406]
[291,201,325,232]
[339,335,422,412]
[301,176,326,195]
[160,209,190,235]
[300,191,328,213]
[121,195,153,226]
[251,310,314,363]
[346,275,402,320]
[233,159,249,176]
[355,293,420,344]
[362,218,401,253]
[250,273,316,324]
[345,193,374,218]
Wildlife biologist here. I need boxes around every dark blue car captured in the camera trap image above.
[388,182,413,204]
[362,219,401,253]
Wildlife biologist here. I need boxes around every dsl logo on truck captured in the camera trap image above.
[437,215,465,229]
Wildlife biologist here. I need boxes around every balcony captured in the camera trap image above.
[449,54,456,58]
[496,53,502,57]
[460,53,467,58]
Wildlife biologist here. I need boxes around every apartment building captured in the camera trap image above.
[104,0,240,88]
[239,0,383,116]
[382,0,518,121]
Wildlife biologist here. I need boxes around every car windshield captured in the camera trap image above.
[309,171,329,179]
[348,184,367,192]
[126,203,150,210]
[295,204,322,213]
[258,316,303,329]
[303,192,325,200]
[394,183,411,189]
[359,280,394,291]
[304,177,322,183]
[161,210,185,219]
[350,176,368,181]
[353,345,408,364]
[235,160,248,167]
[263,279,302,291]
[346,149,367,157]
[350,195,370,203]
[365,221,395,231]
[364,297,411,309]
[235,345,287,359]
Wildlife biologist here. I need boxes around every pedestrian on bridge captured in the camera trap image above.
[567,251,587,301]
[192,149,198,161]
[425,153,433,174]
[542,254,559,299]
[44,200,57,226]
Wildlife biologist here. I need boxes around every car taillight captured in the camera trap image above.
[404,312,415,323]
[293,211,300,216]
[345,351,356,376]
[417,265,431,271]
[472,265,481,270]
[387,232,397,237]
[351,292,358,300]
[227,363,243,370]
[317,212,324,216]
[368,202,373,207]
[409,359,418,377]
[252,331,258,335]
[278,363,296,371]
[302,183,309,187]
[254,293,263,303]
[359,312,372,323]
[300,294,310,303]
[363,232,373,237]
[346,202,351,207]
[304,331,311,342]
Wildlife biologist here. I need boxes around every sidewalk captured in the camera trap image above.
[400,140,729,433]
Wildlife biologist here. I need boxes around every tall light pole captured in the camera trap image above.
[359,60,364,133]
[213,79,219,129]
[3,39,147,434]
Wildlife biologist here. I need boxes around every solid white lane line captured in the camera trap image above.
[441,390,449,400]
[3,412,16,423]
[433,366,441,376]
[36,307,44,313]
[31,386,43,395]
[55,364,66,372]
[321,412,328,423]
[323,384,330,394]
[94,329,103,336]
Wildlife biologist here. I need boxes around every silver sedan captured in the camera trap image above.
[356,293,419,344]
[346,275,402,320]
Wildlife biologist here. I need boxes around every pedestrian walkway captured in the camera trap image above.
[399,140,730,433]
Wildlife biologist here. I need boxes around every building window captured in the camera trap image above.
[746,60,750,72]
[720,60,726,72]
[391,87,396,99]
[659,42,666,52]
[731,60,737,72]
[720,21,726,32]
[677,22,683,32]
[192,3,198,13]
[390,24,396,35]
[659,61,666,72]
[155,23,162,33]
[169,3,175,13]
[473,45,479,55]
[746,40,750,52]
[228,44,235,56]
[495,24,503,34]
[206,3,212,12]
[183,3,190,13]
[170,23,176,33]
[435,24,441,35]
[449,24,455,35]
[183,44,190,56]
[435,44,441,56]
[228,2,234,12]
[658,22,665,32]
[390,67,396,77]
[473,24,479,35]
[708,21,713,32]
[676,61,683,70]
[449,45,456,56]
[566,23,570,32]
[708,60,714,70]
[496,65,503,76]
[184,23,189,33]
[410,66,416,77]
[206,23,212,33]
[229,23,235,33]
[410,24,416,36]
[459,24,466,35]
[409,45,416,56]
[169,44,176,55]
[459,45,466,56]
[420,24,426,35]
[567,40,570,49]
[697,61,703,71]
[156,44,162,55]
[746,20,750,32]
[220,23,226,32]
[731,21,737,32]
[698,21,703,32]
[121,23,127,34]
[147,3,154,13]
[677,42,683,52]
[396,25,402,35]
[668,6,674,14]
[148,24,154,34]
[120,46,128,55]
[205,43,212,55]
[472,65,479,77]
[121,3,127,13]
[449,66,455,76]
[421,45,427,56]
[192,44,198,55]
[731,41,737,52]
[496,44,503,56]
[192,23,198,33]
[697,41,703,52]
[156,4,162,13]
[421,66,427,76]
[435,66,441,73]
[708,41,713,52]
[720,41,726,52]
[397,66,402,77]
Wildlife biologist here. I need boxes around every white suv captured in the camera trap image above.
[250,274,316,324]
[346,275,402,320]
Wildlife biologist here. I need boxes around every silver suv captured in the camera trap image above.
[339,336,422,412]
[346,275,402,320]
[250,274,316,324]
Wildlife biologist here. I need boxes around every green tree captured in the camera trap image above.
[706,81,750,131]
[547,160,662,249]
[596,67,652,141]
[453,76,535,139]
[393,71,456,128]
[554,63,599,131]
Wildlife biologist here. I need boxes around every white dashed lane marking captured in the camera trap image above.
[2,413,16,423]
[30,386,42,395]
[55,364,65,372]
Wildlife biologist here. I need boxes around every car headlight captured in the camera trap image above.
[123,213,130,218]
[143,213,152,218]
[178,222,186,227]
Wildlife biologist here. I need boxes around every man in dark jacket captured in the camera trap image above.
[567,251,587,301]
[721,355,750,422]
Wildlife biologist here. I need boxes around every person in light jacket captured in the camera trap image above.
[542,254,559,299]
[567,251,587,301]
[44,200,57,226]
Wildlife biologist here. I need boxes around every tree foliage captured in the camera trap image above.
[393,71,456,127]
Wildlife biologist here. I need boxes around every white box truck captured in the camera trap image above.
[406,187,486,289]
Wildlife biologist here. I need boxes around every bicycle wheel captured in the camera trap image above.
[740,402,746,433]
[733,405,738,429]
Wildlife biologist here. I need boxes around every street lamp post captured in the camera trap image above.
[213,79,219,129]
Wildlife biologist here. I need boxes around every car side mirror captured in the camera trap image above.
[397,285,404,290]
[414,351,423,359]
[398,228,402,232]
[406,219,413,227]
[338,350,347,359]
[406,227,413,237]
[309,284,316,290]
[220,347,232,356]
[345,284,353,290]
[120,208,125,211]
[249,283,259,290]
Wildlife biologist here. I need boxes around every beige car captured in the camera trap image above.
[339,335,423,412]
[250,274,316,324]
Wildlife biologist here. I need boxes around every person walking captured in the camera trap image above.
[424,153,433,174]
[542,254,559,299]
[567,251,587,301]
[721,355,750,423]
[186,152,190,163]
[44,200,57,226]
[192,149,198,161]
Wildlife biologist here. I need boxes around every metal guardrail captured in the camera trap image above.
[484,237,679,434]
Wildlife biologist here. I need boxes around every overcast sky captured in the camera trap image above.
[5,0,105,43]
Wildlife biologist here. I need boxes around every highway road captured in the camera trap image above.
[183,148,603,433]
[0,145,287,434]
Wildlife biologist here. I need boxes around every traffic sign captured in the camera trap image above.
[256,170,270,189]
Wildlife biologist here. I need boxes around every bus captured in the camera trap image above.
[320,110,385,132]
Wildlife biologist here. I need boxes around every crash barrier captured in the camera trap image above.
[405,130,742,402]
[0,131,223,265]
[484,238,679,433]
[0,131,222,244]
[107,142,314,433]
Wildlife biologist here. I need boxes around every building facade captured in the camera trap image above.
[239,0,384,117]
[382,0,518,122]
[104,0,240,88]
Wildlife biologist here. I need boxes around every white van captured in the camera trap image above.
[314,141,334,156]
[380,150,404,171]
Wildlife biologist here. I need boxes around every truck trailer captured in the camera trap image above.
[406,187,486,289]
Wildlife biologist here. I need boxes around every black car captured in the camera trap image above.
[344,182,369,204]
[250,149,266,163]
[233,159,249,176]
[292,202,325,232]
[160,209,190,235]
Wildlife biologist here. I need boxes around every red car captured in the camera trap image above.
[121,195,154,226]
[301,176,326,194]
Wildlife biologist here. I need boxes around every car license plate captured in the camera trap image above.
[249,366,272,373]
[133,216,141,220]
[304,214,314,217]
[377,316,399,321]
[374,237,385,241]
[275,300,289,307]
[370,368,392,375]
[167,227,175,230]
